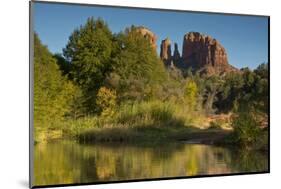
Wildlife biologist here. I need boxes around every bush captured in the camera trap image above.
[232,111,262,147]
[96,87,117,117]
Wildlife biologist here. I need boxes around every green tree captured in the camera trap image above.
[215,72,244,113]
[253,63,268,113]
[202,75,223,114]
[232,110,261,146]
[63,17,114,112]
[34,33,76,128]
[184,80,198,110]
[111,26,167,101]
[53,53,72,78]
[240,64,268,114]
[254,63,268,79]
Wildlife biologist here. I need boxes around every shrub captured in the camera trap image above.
[96,87,117,117]
[232,111,262,146]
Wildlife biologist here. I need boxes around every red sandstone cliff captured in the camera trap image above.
[181,32,237,75]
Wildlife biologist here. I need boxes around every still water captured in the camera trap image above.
[33,140,268,186]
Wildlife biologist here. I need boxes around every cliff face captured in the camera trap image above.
[160,38,172,66]
[161,32,238,75]
[181,32,235,74]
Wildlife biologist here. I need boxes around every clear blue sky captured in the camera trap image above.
[33,2,268,69]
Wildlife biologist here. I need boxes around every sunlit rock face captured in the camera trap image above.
[138,28,238,75]
[181,32,237,75]
[136,26,158,50]
[160,38,172,66]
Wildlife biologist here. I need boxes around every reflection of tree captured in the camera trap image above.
[34,141,87,185]
[228,149,268,172]
[185,148,198,175]
[34,141,268,186]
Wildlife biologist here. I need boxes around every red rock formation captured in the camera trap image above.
[173,43,181,62]
[182,32,236,75]
[136,26,157,50]
[160,38,172,63]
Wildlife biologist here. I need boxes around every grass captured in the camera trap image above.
[70,100,200,143]
[36,100,267,145]
[71,100,223,143]
[77,124,194,143]
[34,100,233,144]
[33,102,268,152]
[115,101,186,127]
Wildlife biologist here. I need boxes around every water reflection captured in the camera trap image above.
[33,140,268,186]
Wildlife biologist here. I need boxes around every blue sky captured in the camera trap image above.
[33,2,268,69]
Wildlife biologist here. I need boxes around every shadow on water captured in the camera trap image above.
[33,140,268,186]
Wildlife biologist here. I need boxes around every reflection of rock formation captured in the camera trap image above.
[160,32,238,75]
[160,38,172,66]
[136,26,157,50]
